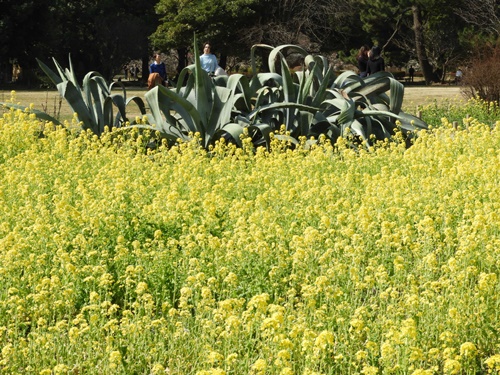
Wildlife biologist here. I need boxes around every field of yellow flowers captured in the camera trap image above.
[1,98,500,375]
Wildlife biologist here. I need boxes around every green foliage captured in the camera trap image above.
[1,0,156,83]
[150,0,259,54]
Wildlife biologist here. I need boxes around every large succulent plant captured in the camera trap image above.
[1,56,147,136]
[143,35,254,148]
[1,38,427,151]
[36,56,147,135]
[238,45,427,149]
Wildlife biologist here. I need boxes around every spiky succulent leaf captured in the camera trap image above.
[0,103,63,126]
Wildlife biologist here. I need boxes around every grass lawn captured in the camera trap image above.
[1,83,463,123]
[0,85,148,122]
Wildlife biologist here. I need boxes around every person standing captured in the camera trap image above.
[366,46,385,75]
[200,42,218,75]
[148,52,167,89]
[357,45,370,78]
[408,66,415,82]
[455,68,463,84]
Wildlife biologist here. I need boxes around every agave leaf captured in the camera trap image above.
[36,58,63,85]
[205,86,230,145]
[175,65,194,95]
[51,57,70,82]
[84,78,104,132]
[311,67,335,107]
[279,56,299,134]
[360,109,401,120]
[248,123,273,149]
[333,71,363,89]
[297,60,318,104]
[250,72,283,94]
[250,43,275,78]
[350,76,391,97]
[67,55,80,87]
[109,81,127,98]
[397,111,428,131]
[213,123,244,147]
[336,98,356,125]
[56,80,94,132]
[248,102,318,122]
[350,120,373,149]
[254,86,282,108]
[321,97,356,125]
[145,84,200,135]
[126,96,147,116]
[315,55,330,77]
[0,102,63,126]
[298,110,314,136]
[350,120,367,139]
[110,94,127,125]
[304,54,316,71]
[389,78,404,114]
[102,96,115,130]
[226,74,252,113]
[213,75,229,87]
[267,44,309,74]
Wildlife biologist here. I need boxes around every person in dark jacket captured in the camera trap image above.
[367,46,385,75]
[148,52,167,89]
[357,45,370,78]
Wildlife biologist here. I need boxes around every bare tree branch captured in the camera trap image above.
[455,0,500,36]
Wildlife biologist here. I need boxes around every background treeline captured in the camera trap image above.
[1,0,499,86]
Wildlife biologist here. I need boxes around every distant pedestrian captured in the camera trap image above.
[366,46,385,75]
[455,68,463,85]
[408,66,415,82]
[148,52,167,89]
[123,65,129,81]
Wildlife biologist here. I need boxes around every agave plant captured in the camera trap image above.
[323,70,428,147]
[143,35,259,148]
[0,56,147,135]
[242,45,427,149]
[232,44,328,147]
[34,56,147,135]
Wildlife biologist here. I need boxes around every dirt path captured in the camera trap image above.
[403,85,463,105]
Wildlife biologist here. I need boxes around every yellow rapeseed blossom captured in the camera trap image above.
[485,354,500,373]
[361,365,379,375]
[459,342,477,358]
[251,358,267,374]
[443,359,461,375]
[410,369,434,375]
[1,105,500,374]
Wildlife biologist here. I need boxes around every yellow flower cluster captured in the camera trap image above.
[0,102,500,374]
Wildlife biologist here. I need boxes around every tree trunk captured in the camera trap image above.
[412,4,434,85]
[142,56,149,84]
[176,47,188,74]
[219,54,227,70]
